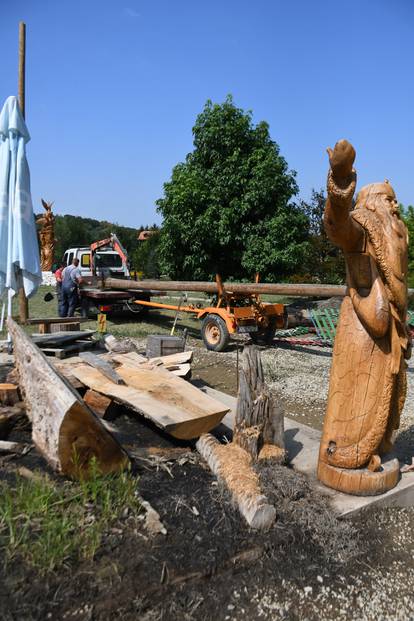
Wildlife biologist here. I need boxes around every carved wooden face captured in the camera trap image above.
[356,183,399,215]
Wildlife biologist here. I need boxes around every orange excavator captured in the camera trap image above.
[89,233,130,278]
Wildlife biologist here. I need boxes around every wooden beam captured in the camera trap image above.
[70,361,229,440]
[18,21,28,323]
[8,318,128,478]
[27,317,89,325]
[79,352,125,385]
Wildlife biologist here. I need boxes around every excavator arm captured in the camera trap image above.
[90,233,129,276]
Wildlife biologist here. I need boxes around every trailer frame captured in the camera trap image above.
[133,275,286,352]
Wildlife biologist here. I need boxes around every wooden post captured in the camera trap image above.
[18,21,29,323]
[234,344,286,463]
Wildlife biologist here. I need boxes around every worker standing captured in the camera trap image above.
[59,258,83,317]
[54,262,65,311]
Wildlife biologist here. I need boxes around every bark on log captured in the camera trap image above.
[196,433,276,530]
[0,384,20,406]
[234,345,286,463]
[8,318,129,478]
[104,277,348,298]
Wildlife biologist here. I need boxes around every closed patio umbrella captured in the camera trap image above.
[0,95,41,330]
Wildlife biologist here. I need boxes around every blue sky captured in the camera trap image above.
[2,0,413,227]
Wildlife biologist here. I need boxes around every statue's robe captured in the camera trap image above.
[319,198,410,469]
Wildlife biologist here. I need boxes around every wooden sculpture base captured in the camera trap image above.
[317,456,400,496]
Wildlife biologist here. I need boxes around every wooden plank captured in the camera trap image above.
[169,363,191,378]
[27,317,89,325]
[0,440,28,453]
[84,389,113,417]
[149,351,193,366]
[32,330,95,347]
[50,360,85,389]
[70,362,229,440]
[8,318,128,478]
[41,340,96,359]
[112,351,193,368]
[50,322,81,333]
[79,352,125,385]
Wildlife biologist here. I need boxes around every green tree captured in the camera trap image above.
[131,229,161,278]
[38,213,148,267]
[156,96,309,281]
[401,204,414,287]
[298,189,345,284]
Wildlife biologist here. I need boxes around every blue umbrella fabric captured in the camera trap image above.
[0,95,41,301]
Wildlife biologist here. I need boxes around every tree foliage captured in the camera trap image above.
[130,230,161,278]
[36,213,155,268]
[297,189,345,284]
[401,204,414,287]
[156,96,309,281]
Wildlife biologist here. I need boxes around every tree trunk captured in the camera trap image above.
[196,433,276,530]
[234,344,286,463]
[8,318,129,478]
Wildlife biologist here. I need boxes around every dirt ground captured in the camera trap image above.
[1,337,414,621]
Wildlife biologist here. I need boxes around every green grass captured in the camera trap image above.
[0,462,141,573]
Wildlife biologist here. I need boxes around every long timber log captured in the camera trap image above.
[104,277,347,298]
[105,278,414,299]
[9,319,129,478]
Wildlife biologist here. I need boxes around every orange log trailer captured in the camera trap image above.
[131,275,286,352]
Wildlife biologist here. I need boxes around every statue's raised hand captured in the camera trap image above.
[327,139,356,181]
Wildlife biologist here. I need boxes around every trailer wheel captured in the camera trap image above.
[201,314,230,352]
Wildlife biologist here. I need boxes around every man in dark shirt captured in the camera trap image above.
[59,258,83,317]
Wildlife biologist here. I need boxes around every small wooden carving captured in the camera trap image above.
[37,199,56,271]
[317,140,411,495]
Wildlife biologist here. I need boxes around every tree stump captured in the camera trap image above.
[234,344,286,463]
[0,384,20,406]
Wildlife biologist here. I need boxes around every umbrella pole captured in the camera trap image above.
[18,21,29,323]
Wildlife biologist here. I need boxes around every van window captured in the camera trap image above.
[62,252,68,266]
[96,253,122,268]
[81,253,91,267]
[68,252,74,265]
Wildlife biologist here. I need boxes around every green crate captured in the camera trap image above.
[310,308,340,344]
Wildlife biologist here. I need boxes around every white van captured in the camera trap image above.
[62,247,130,278]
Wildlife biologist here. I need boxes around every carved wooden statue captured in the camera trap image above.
[317,139,411,495]
[37,199,56,271]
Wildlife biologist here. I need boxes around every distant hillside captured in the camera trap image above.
[35,213,158,266]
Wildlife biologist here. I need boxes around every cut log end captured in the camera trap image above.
[258,443,287,464]
[58,402,129,479]
[0,383,20,406]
